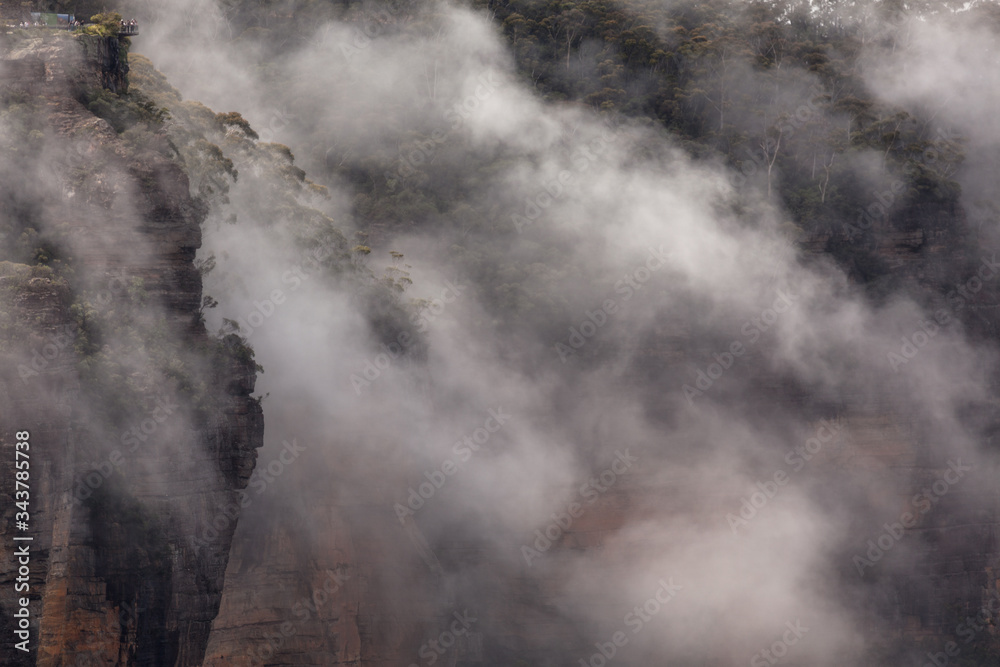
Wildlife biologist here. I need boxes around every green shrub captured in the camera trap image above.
[82,88,169,133]
[79,12,123,38]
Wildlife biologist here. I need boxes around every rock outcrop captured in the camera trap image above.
[0,32,263,667]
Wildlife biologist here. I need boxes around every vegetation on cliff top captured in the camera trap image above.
[126,0,982,345]
[77,11,122,37]
[126,51,420,349]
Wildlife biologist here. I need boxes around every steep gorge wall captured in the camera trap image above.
[0,33,263,666]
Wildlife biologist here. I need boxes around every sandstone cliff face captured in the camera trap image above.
[79,36,129,95]
[0,33,263,666]
[202,477,453,667]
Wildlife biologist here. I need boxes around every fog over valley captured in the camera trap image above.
[2,0,1000,665]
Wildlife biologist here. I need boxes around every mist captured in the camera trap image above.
[30,0,999,664]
